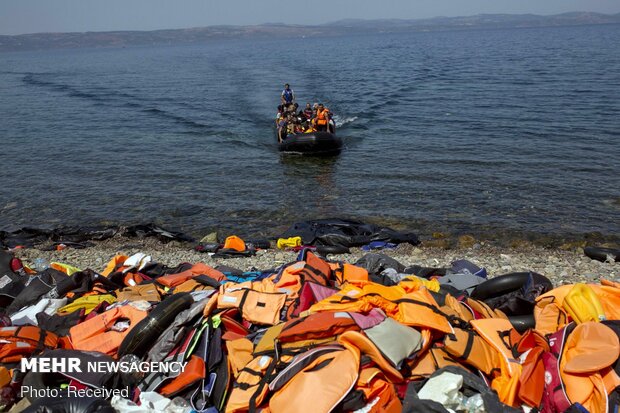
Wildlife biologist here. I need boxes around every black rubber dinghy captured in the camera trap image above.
[278,132,342,156]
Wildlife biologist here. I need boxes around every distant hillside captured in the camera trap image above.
[1,11,619,52]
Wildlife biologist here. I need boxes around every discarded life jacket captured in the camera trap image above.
[338,331,403,384]
[226,338,254,377]
[471,318,522,407]
[331,262,369,286]
[223,235,246,252]
[406,345,462,380]
[115,284,161,302]
[395,289,455,335]
[226,355,275,413]
[57,294,116,315]
[563,283,606,323]
[157,263,225,288]
[277,311,361,344]
[268,345,360,413]
[355,366,402,413]
[0,326,59,363]
[159,355,206,398]
[218,287,286,326]
[442,326,501,375]
[253,321,335,358]
[274,251,333,320]
[69,305,147,356]
[541,321,620,413]
[291,282,338,318]
[535,283,620,335]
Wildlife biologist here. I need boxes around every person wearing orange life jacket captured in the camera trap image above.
[313,103,330,132]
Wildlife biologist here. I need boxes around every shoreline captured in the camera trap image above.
[11,234,618,287]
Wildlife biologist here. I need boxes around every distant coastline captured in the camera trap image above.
[1,11,619,52]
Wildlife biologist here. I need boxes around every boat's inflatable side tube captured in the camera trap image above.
[584,246,620,262]
[470,272,552,301]
[118,293,194,358]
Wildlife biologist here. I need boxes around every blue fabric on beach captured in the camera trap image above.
[361,241,398,251]
[221,271,272,284]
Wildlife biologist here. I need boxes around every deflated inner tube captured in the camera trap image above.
[508,314,536,334]
[245,239,271,249]
[23,397,115,413]
[316,245,351,255]
[22,371,68,402]
[118,293,194,358]
[470,272,552,301]
[584,246,620,262]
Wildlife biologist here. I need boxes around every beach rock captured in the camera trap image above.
[423,239,452,249]
[457,235,476,249]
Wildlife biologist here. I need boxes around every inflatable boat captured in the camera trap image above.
[278,131,342,156]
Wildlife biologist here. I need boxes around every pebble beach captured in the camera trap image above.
[13,234,618,287]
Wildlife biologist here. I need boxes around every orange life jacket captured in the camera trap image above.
[406,346,462,380]
[0,366,10,388]
[0,326,59,363]
[338,331,403,384]
[470,318,522,407]
[276,252,333,320]
[226,338,254,378]
[157,263,225,288]
[356,367,402,413]
[159,355,206,398]
[558,322,620,413]
[218,287,286,326]
[331,263,369,286]
[268,345,360,413]
[316,108,329,125]
[69,305,147,356]
[223,235,246,252]
[225,355,275,413]
[442,327,501,375]
[278,311,360,344]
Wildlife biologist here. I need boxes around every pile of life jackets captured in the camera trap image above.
[1,248,620,412]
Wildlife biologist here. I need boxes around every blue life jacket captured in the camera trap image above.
[282,89,293,103]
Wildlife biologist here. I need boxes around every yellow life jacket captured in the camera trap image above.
[57,294,116,315]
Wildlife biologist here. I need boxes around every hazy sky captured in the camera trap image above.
[1,0,619,35]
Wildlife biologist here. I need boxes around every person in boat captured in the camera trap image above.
[277,116,288,142]
[312,103,319,118]
[275,105,285,125]
[281,83,295,107]
[314,103,330,132]
[286,113,297,136]
[304,120,316,133]
[302,103,313,120]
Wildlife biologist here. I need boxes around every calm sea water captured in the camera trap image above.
[1,25,619,240]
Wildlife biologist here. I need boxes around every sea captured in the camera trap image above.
[1,24,619,243]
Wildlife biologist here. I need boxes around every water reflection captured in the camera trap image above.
[278,154,341,218]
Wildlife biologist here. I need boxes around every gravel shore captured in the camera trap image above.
[12,235,618,287]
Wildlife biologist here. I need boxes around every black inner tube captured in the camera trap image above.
[470,272,552,301]
[584,246,620,262]
[117,293,194,358]
[508,314,536,334]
